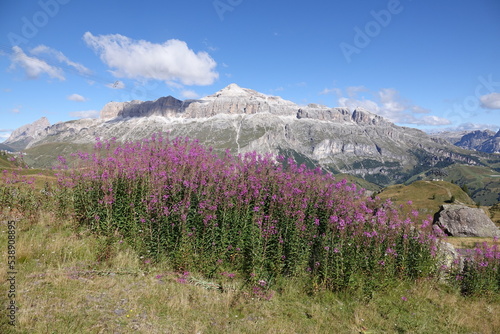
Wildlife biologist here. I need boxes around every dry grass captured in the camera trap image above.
[446,237,499,249]
[1,210,500,334]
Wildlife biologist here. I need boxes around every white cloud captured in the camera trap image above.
[11,105,22,113]
[410,105,430,114]
[30,45,91,76]
[69,110,99,119]
[415,115,451,126]
[338,96,379,112]
[180,90,199,99]
[0,131,12,142]
[106,81,125,89]
[202,39,218,52]
[346,86,368,97]
[165,81,183,89]
[319,87,342,96]
[431,123,499,133]
[67,93,87,102]
[456,123,499,132]
[9,46,65,80]
[480,92,500,110]
[337,87,450,126]
[83,32,219,86]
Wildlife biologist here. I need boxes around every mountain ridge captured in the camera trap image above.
[432,129,500,154]
[5,84,498,196]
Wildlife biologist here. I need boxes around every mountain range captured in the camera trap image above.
[433,129,500,154]
[4,84,500,203]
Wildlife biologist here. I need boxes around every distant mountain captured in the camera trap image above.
[7,84,496,189]
[4,117,50,151]
[477,130,500,153]
[433,129,500,154]
[430,130,471,145]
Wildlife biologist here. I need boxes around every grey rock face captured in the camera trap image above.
[296,107,351,122]
[434,204,500,237]
[436,240,464,273]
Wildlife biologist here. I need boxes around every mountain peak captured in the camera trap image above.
[211,83,259,97]
[4,116,50,151]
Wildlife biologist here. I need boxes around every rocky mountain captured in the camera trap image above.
[477,130,500,153]
[431,131,471,145]
[100,84,303,120]
[433,129,500,154]
[4,116,50,151]
[7,84,495,186]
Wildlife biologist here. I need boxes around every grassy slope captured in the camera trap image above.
[336,173,382,192]
[406,164,500,206]
[23,142,94,169]
[1,210,499,334]
[377,180,476,218]
[0,152,56,188]
[0,153,15,169]
[444,164,500,206]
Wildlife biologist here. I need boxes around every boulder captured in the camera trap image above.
[434,204,500,237]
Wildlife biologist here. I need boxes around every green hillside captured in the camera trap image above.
[405,164,500,206]
[0,152,14,169]
[0,151,25,169]
[23,142,95,168]
[335,173,382,192]
[377,180,476,218]
[443,164,500,206]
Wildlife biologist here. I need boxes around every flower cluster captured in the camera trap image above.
[58,134,442,292]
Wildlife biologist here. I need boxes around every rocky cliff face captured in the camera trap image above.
[9,84,490,186]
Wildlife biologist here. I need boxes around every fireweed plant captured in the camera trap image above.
[449,239,500,296]
[24,133,494,295]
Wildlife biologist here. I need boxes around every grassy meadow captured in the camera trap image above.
[1,136,500,333]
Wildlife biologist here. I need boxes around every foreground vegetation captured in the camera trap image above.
[1,135,500,333]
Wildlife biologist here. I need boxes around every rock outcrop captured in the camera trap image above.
[434,204,500,237]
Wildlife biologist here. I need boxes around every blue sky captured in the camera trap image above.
[1,0,500,142]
